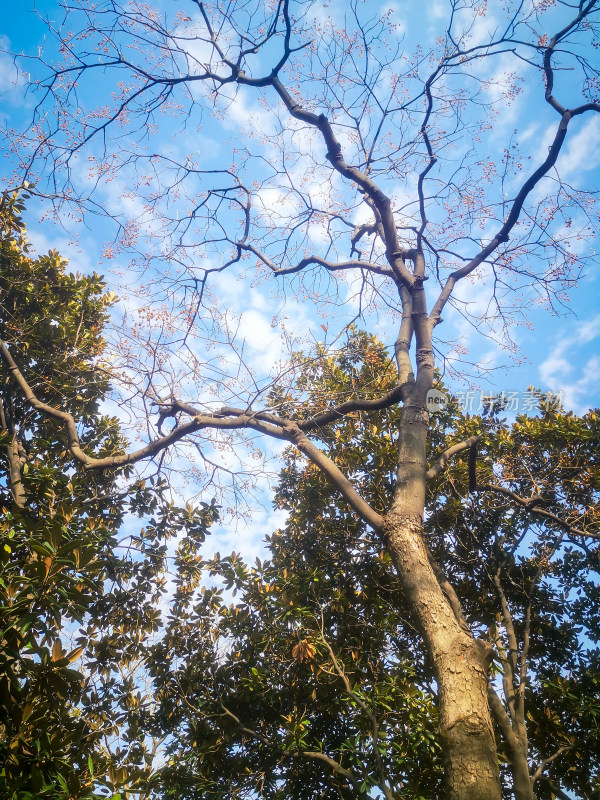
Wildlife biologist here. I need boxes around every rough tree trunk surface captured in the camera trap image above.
[383,403,502,800]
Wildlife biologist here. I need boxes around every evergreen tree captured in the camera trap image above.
[0,191,216,799]
[145,331,599,799]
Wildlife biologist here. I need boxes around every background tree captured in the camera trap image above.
[0,188,124,799]
[435,402,600,799]
[123,333,598,800]
[0,190,217,799]
[3,1,600,798]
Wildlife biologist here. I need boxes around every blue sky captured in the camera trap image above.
[1,0,599,557]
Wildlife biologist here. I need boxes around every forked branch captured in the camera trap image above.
[0,339,384,531]
[426,435,481,480]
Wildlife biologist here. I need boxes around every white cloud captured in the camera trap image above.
[427,0,447,21]
[254,186,300,223]
[453,5,499,47]
[539,354,574,384]
[556,115,600,179]
[519,122,540,143]
[219,88,276,136]
[577,316,600,343]
[528,115,600,204]
[25,227,97,276]
[539,314,600,412]
[0,36,26,103]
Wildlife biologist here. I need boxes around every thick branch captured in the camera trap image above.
[219,703,271,746]
[298,384,406,432]
[426,435,481,480]
[487,684,534,800]
[237,242,394,278]
[0,397,27,509]
[543,0,599,115]
[535,775,573,800]
[487,686,523,763]
[491,622,517,722]
[395,286,414,384]
[292,431,384,530]
[493,570,519,677]
[492,568,529,749]
[301,751,370,797]
[1,338,299,465]
[259,74,414,286]
[1,340,92,466]
[531,745,574,786]
[1,340,384,530]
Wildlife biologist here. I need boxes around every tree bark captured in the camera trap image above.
[510,746,533,800]
[0,397,26,509]
[383,398,501,800]
[488,687,534,800]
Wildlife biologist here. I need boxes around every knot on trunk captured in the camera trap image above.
[416,346,434,371]
[446,711,492,737]
[381,511,424,545]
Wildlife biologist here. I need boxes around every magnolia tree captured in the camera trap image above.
[3,0,600,798]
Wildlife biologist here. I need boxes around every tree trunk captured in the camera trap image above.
[505,728,534,800]
[0,398,26,508]
[488,688,534,800]
[383,400,501,800]
[512,755,534,800]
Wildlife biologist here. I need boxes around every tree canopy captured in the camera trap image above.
[0,191,216,799]
[121,332,600,799]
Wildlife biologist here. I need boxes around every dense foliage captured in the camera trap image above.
[139,332,600,799]
[0,192,216,799]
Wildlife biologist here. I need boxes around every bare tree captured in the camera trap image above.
[2,0,600,797]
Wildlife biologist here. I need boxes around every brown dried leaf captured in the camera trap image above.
[292,639,316,662]
[52,639,65,662]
